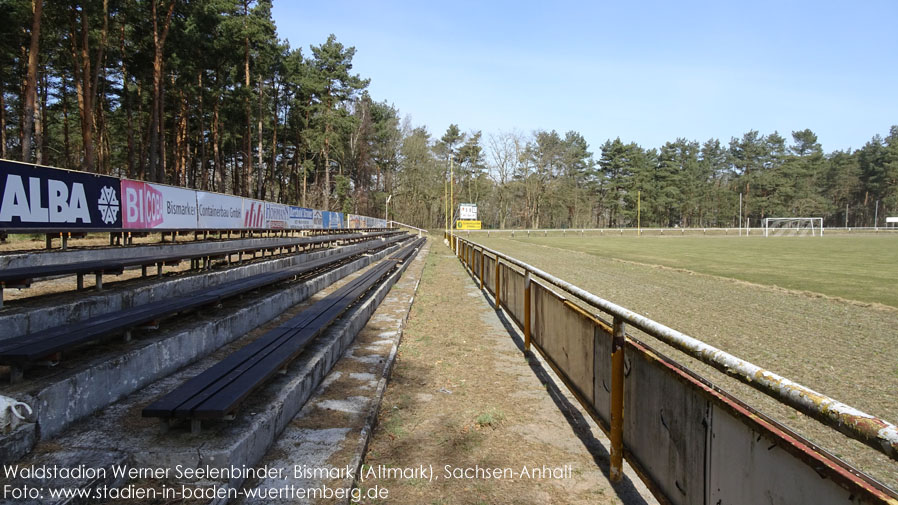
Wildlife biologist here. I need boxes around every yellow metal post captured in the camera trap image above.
[479,250,484,290]
[450,158,454,229]
[495,257,501,309]
[637,190,641,237]
[524,270,531,352]
[610,316,626,482]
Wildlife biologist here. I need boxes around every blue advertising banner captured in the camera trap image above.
[322,211,343,229]
[0,160,123,229]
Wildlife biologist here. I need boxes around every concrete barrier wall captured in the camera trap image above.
[532,283,595,408]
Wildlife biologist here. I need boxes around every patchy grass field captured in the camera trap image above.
[473,235,898,491]
[488,234,898,308]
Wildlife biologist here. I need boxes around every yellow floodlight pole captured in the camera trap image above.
[444,171,448,232]
[450,157,455,231]
[637,190,641,237]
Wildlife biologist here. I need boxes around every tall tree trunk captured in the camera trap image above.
[198,72,208,190]
[256,76,264,199]
[177,85,188,186]
[212,97,222,191]
[137,80,148,179]
[242,0,252,196]
[77,3,95,171]
[34,72,46,165]
[300,133,307,208]
[21,0,42,162]
[267,81,280,202]
[120,23,135,177]
[69,5,95,172]
[17,46,25,154]
[159,66,167,182]
[91,0,109,173]
[149,0,175,182]
[0,86,6,159]
[323,130,331,210]
[61,76,71,168]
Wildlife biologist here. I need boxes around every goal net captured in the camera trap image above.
[763,217,824,237]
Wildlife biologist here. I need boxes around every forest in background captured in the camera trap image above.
[2,0,897,229]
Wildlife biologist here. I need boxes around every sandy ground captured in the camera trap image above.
[360,243,658,505]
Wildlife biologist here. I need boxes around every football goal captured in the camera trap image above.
[763,217,824,237]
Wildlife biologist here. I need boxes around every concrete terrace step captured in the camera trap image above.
[0,240,411,465]
[0,234,407,339]
[0,239,427,504]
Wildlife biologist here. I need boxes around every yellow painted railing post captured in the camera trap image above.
[479,250,484,290]
[495,257,501,309]
[610,316,626,482]
[524,270,531,352]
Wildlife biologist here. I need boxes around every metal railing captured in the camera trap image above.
[456,226,898,237]
[447,231,898,505]
[388,220,427,236]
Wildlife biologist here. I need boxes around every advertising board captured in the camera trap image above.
[196,191,244,229]
[288,206,314,229]
[243,199,265,228]
[456,220,482,230]
[322,211,343,229]
[459,203,478,220]
[121,180,197,229]
[264,203,288,229]
[0,160,122,229]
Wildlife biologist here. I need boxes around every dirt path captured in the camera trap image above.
[359,242,657,505]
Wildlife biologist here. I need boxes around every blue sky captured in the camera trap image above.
[272,1,897,153]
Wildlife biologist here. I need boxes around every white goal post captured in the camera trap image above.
[763,217,824,237]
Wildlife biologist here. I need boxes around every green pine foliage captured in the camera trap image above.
[2,2,896,227]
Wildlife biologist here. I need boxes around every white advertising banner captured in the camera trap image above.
[122,179,198,229]
[265,202,288,229]
[288,206,314,229]
[243,199,265,228]
[196,191,244,229]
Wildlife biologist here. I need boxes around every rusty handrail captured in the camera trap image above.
[451,232,898,462]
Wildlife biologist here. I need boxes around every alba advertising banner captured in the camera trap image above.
[0,160,122,229]
[196,191,244,229]
[121,179,198,229]
[288,206,314,229]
